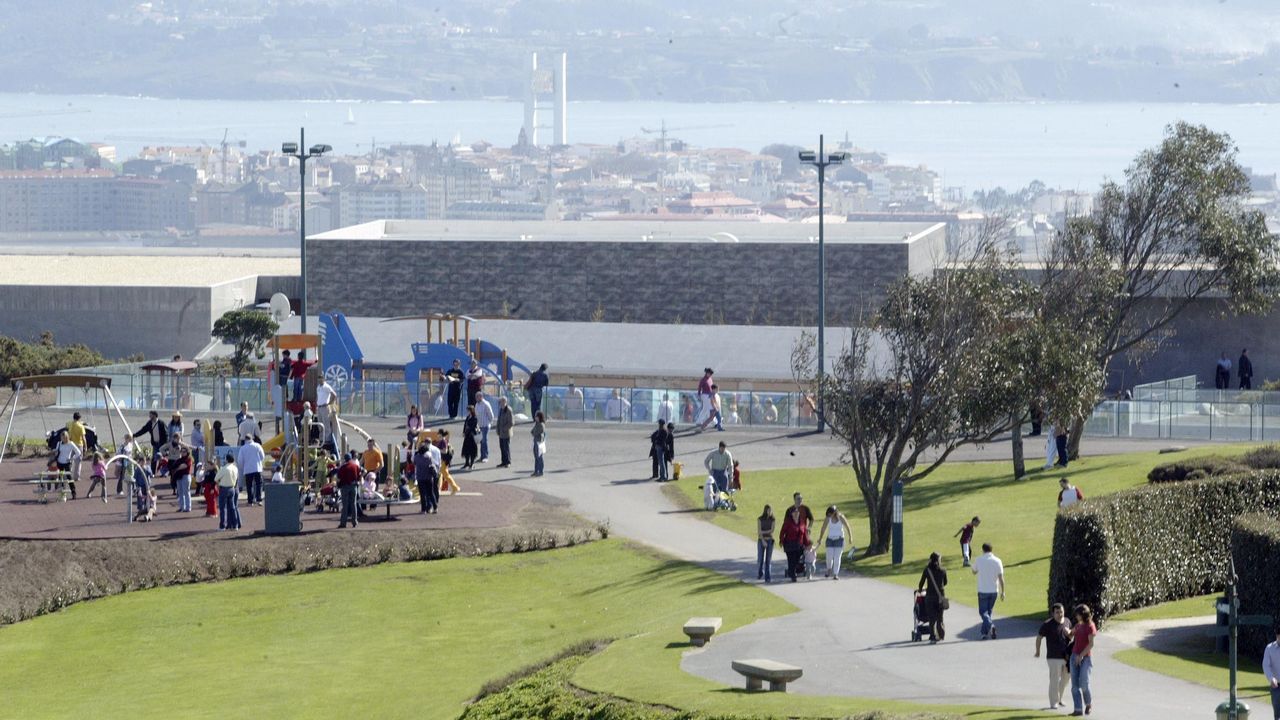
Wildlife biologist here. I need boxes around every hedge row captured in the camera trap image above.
[1049,470,1280,621]
[1231,513,1280,657]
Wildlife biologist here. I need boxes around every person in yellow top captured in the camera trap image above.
[362,438,384,479]
[65,412,87,484]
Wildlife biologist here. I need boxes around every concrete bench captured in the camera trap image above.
[731,659,803,692]
[683,617,722,647]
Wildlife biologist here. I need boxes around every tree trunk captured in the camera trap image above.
[1011,417,1025,479]
[1068,417,1084,461]
[864,489,894,556]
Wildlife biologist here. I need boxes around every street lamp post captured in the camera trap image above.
[799,135,849,433]
[281,127,331,334]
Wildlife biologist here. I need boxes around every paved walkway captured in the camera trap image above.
[1,408,1238,716]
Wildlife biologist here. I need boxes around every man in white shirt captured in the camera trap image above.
[1264,627,1280,719]
[237,412,258,443]
[237,436,266,506]
[315,380,336,443]
[1058,477,1085,509]
[474,391,495,463]
[657,393,675,424]
[971,543,1006,639]
[604,389,631,421]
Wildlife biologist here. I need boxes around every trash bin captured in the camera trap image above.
[1216,700,1250,720]
[263,482,302,534]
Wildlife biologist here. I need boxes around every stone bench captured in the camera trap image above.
[731,658,803,692]
[682,617,722,647]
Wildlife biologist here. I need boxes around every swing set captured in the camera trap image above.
[0,374,131,465]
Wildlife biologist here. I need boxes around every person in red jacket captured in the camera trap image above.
[779,506,810,583]
[290,351,316,402]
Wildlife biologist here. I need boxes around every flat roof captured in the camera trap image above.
[210,315,878,382]
[310,219,946,246]
[0,255,299,287]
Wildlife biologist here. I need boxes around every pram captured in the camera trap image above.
[702,477,737,511]
[911,590,938,642]
[317,484,340,513]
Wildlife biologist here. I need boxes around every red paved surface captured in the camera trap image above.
[0,458,530,540]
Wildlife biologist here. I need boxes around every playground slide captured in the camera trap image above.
[262,432,285,453]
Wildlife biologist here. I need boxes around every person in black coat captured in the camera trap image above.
[665,424,676,478]
[461,406,479,469]
[649,420,669,480]
[1239,348,1254,390]
[916,552,949,642]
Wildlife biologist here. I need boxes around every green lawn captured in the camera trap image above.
[0,539,1044,720]
[1111,593,1220,622]
[671,444,1253,621]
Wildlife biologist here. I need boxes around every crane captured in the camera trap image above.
[639,120,733,151]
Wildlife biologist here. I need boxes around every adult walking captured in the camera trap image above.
[703,441,733,494]
[496,397,514,467]
[779,506,808,583]
[53,430,82,499]
[525,363,549,418]
[1217,352,1233,390]
[530,411,547,476]
[1043,419,1057,470]
[335,452,362,528]
[413,443,440,514]
[1240,348,1255,390]
[215,453,240,530]
[237,435,266,506]
[971,542,1006,639]
[1263,626,1280,720]
[1035,603,1072,710]
[816,505,853,579]
[649,420,669,480]
[132,410,168,473]
[1054,421,1069,468]
[444,358,465,419]
[475,391,494,463]
[461,406,480,469]
[756,505,775,583]
[65,411,87,490]
[916,552,949,642]
[695,368,714,426]
[1067,604,1097,716]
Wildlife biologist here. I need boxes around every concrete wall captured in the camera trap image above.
[1110,298,1280,391]
[307,238,916,326]
[0,285,212,358]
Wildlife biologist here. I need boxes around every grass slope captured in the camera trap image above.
[0,539,1043,720]
[670,445,1252,621]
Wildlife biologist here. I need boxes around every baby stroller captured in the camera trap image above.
[911,590,937,642]
[714,491,737,512]
[317,484,340,513]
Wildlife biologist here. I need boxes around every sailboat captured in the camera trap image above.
[344,107,356,126]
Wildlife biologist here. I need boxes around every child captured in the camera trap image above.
[803,540,818,581]
[138,488,157,521]
[270,463,285,483]
[85,452,109,503]
[731,459,742,491]
[397,478,413,501]
[954,516,981,568]
[212,420,226,449]
[202,456,219,517]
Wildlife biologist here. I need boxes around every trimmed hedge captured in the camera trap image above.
[1146,456,1245,483]
[1231,513,1280,657]
[1049,470,1280,622]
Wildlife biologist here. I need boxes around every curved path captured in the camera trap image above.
[481,424,1226,719]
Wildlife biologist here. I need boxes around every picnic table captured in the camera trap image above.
[30,471,72,503]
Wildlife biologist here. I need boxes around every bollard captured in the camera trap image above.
[1215,700,1249,720]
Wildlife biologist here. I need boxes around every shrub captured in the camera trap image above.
[0,333,107,383]
[1241,445,1280,471]
[1146,456,1246,483]
[1231,513,1280,657]
[1049,470,1280,622]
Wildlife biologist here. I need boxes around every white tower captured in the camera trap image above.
[523,52,567,147]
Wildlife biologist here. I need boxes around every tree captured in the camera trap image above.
[211,310,278,377]
[795,251,1030,555]
[1042,122,1280,456]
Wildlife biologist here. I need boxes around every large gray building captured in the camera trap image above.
[306,219,948,326]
